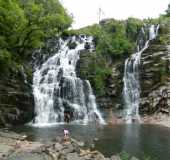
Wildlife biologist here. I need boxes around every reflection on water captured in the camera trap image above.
[122,125,141,157]
[12,124,170,160]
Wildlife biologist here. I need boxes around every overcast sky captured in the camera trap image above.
[60,0,170,29]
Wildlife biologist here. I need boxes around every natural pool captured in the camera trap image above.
[12,124,170,160]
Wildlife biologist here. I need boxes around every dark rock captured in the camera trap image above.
[0,65,34,127]
[68,41,77,50]
[84,42,91,50]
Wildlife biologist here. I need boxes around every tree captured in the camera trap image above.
[165,4,170,16]
[0,0,72,59]
[126,18,143,41]
[0,0,27,51]
[16,0,72,55]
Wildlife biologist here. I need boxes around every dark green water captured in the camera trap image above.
[12,124,170,160]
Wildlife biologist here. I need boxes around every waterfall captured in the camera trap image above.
[32,35,104,126]
[123,25,159,123]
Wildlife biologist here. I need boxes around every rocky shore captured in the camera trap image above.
[141,113,170,128]
[105,108,170,128]
[0,129,141,160]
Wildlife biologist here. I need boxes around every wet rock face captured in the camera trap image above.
[0,66,34,127]
[140,24,170,115]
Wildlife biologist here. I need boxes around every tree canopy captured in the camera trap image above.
[0,0,72,63]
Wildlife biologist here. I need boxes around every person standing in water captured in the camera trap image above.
[64,111,71,123]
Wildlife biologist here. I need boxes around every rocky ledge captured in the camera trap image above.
[0,129,140,160]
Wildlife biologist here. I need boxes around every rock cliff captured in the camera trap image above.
[140,24,170,115]
[0,65,34,127]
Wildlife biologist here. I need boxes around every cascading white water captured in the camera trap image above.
[32,35,104,126]
[123,25,159,123]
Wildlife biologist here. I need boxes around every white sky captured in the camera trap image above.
[60,0,170,29]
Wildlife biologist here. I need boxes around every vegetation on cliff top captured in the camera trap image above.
[0,0,72,73]
[67,17,145,58]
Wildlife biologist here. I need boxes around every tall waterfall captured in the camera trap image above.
[123,25,159,123]
[32,35,104,126]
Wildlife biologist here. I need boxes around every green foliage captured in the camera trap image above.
[96,31,134,57]
[78,53,111,96]
[119,151,130,160]
[126,18,143,41]
[67,24,103,37]
[143,156,156,160]
[156,15,170,45]
[70,18,143,58]
[165,4,170,17]
[0,0,72,54]
[16,0,72,54]
[0,0,27,49]
[0,49,12,72]
[157,35,169,45]
[91,58,111,95]
[159,60,169,83]
[0,0,72,72]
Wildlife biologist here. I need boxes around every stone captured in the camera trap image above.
[54,142,63,151]
[61,144,74,154]
[7,152,52,160]
[160,108,170,114]
[94,138,99,141]
[0,144,13,159]
[110,155,121,160]
[91,151,105,160]
[71,138,85,147]
[130,157,139,160]
[66,152,83,160]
